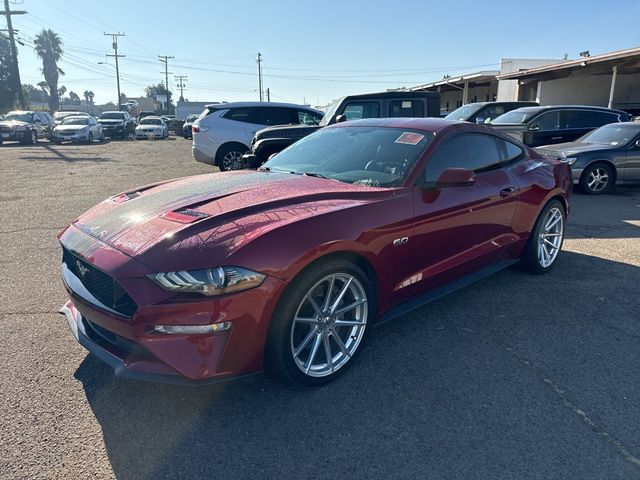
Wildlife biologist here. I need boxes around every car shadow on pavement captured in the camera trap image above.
[74,250,640,479]
[19,144,112,163]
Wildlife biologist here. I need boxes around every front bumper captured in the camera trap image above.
[58,225,286,383]
[101,125,126,137]
[0,130,27,141]
[135,131,164,139]
[52,132,91,142]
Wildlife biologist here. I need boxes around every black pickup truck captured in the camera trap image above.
[241,90,440,168]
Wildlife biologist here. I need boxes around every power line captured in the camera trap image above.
[1,0,27,108]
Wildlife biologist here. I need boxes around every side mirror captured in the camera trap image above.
[634,139,640,149]
[435,167,476,187]
[528,124,540,131]
[335,114,347,123]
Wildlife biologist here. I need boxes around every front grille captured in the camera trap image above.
[0,126,14,134]
[63,247,137,317]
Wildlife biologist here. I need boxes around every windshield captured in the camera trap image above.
[318,99,342,126]
[445,104,483,121]
[579,124,640,146]
[61,117,89,125]
[3,112,33,122]
[491,109,538,124]
[261,126,433,188]
[100,112,125,120]
[140,118,162,125]
[54,112,86,120]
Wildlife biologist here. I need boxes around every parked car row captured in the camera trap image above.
[0,108,179,145]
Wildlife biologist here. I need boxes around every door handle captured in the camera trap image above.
[551,136,563,140]
[499,187,516,197]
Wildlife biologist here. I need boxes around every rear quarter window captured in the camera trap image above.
[389,100,424,117]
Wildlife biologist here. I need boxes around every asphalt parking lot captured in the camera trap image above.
[1,137,639,480]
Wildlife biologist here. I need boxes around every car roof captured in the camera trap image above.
[7,110,35,115]
[204,101,322,113]
[331,117,460,133]
[140,116,163,120]
[101,111,126,114]
[510,105,627,115]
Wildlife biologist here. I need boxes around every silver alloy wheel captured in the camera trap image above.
[222,150,244,170]
[290,273,368,378]
[537,207,564,268]
[586,167,610,192]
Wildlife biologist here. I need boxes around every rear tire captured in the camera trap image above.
[519,199,565,274]
[579,162,614,195]
[216,143,249,171]
[264,258,374,386]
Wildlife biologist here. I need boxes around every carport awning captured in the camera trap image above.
[408,71,500,91]
[497,47,640,83]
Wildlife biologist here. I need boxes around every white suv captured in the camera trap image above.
[191,102,323,170]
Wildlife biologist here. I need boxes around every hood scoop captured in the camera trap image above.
[162,208,211,224]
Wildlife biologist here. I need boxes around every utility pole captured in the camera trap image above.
[175,75,187,102]
[104,32,125,109]
[1,0,27,109]
[158,55,174,114]
[256,52,263,102]
[266,87,270,102]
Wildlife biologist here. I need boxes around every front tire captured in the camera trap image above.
[30,130,38,145]
[264,259,374,386]
[580,162,614,195]
[88,132,93,144]
[520,199,565,274]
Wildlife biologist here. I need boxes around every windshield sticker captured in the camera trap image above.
[395,132,424,145]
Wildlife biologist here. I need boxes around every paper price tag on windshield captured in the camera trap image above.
[395,132,424,145]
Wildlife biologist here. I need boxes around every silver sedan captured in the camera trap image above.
[52,116,104,144]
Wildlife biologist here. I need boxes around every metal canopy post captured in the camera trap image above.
[462,81,469,104]
[608,65,618,109]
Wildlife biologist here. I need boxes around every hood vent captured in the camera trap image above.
[162,208,211,224]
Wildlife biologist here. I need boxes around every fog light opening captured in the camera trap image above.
[147,322,233,335]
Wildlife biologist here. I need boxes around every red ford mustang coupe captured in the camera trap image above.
[59,118,572,385]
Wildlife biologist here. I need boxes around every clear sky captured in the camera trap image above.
[7,0,640,107]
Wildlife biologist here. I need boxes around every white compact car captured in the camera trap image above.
[51,116,103,144]
[135,116,169,139]
[191,101,323,171]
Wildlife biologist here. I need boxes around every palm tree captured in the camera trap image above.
[83,90,95,115]
[33,29,64,111]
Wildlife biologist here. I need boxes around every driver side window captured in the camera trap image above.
[423,133,502,184]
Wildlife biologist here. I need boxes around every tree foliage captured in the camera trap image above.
[0,34,17,112]
[33,28,64,111]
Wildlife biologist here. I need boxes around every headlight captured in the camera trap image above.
[16,126,25,131]
[148,266,265,296]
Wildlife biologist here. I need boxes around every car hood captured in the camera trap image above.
[255,124,322,140]
[136,124,162,129]
[0,120,29,128]
[68,170,391,268]
[536,141,616,157]
[55,125,87,132]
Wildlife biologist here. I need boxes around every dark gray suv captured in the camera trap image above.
[0,110,54,144]
[491,105,630,147]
